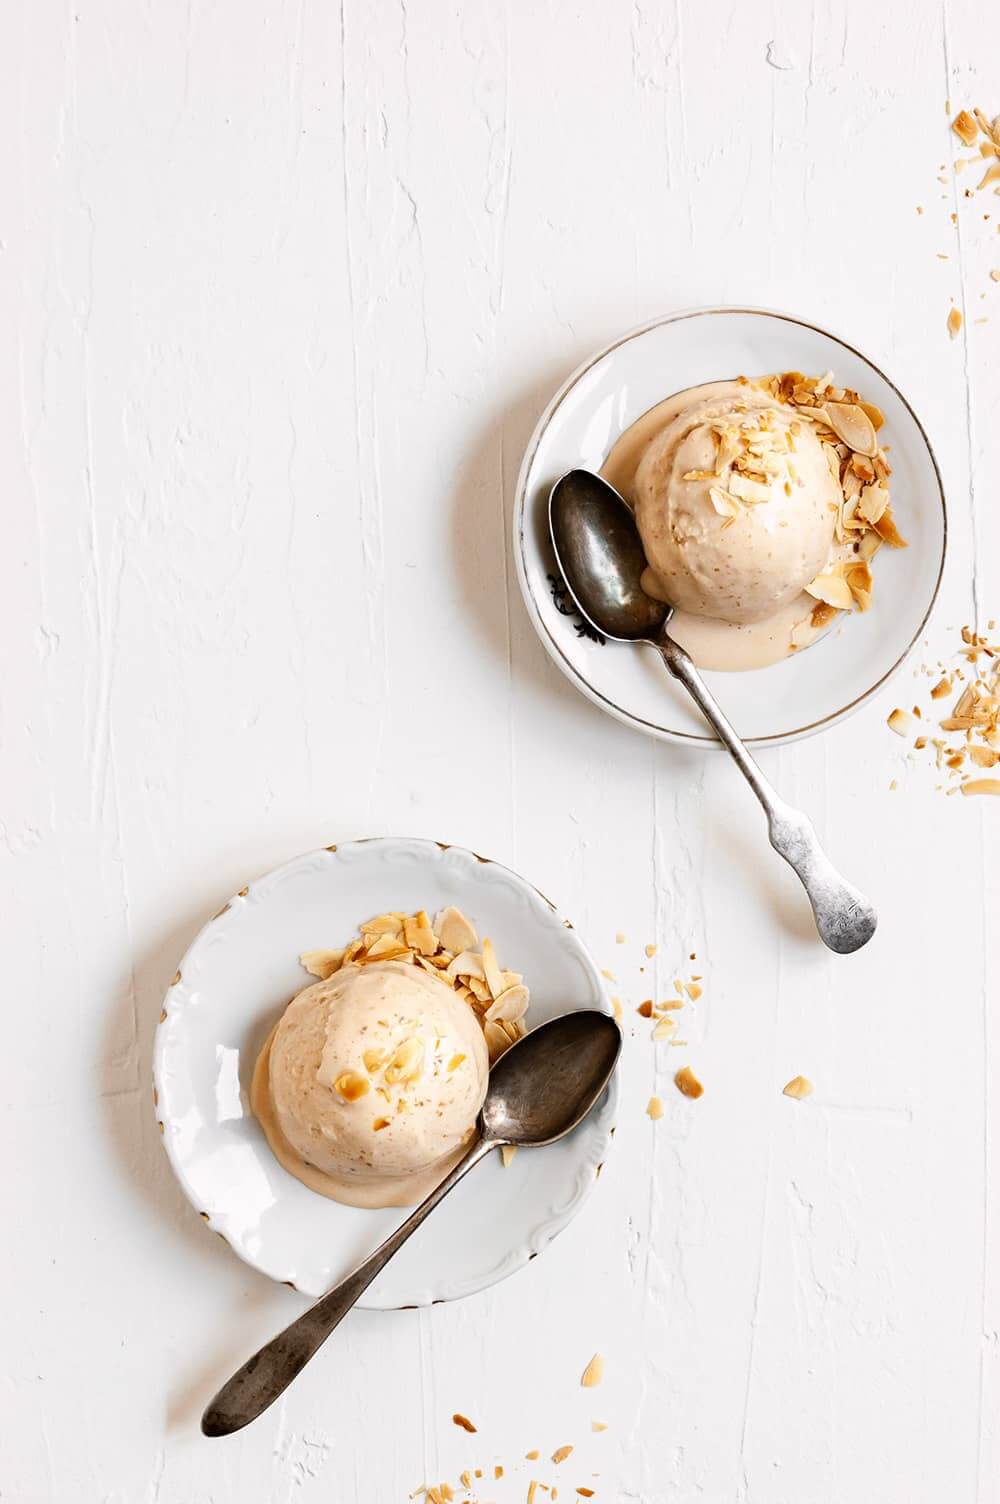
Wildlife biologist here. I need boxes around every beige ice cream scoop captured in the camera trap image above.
[633,386,839,625]
[252,960,489,1208]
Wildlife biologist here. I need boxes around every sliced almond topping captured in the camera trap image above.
[708,485,742,518]
[948,307,963,339]
[823,402,878,456]
[873,503,907,547]
[978,162,1000,190]
[333,1070,371,1103]
[402,910,437,955]
[499,1144,517,1168]
[858,400,885,431]
[362,1048,386,1074]
[674,1066,704,1100]
[484,983,529,1024]
[363,933,412,961]
[653,1016,678,1041]
[434,906,478,953]
[581,1352,604,1387]
[526,1451,540,1461]
[384,1036,425,1085]
[846,563,874,612]
[551,1446,574,1465]
[857,483,889,526]
[591,1421,608,1432]
[888,708,917,737]
[646,1095,664,1121]
[299,948,345,979]
[446,949,485,981]
[484,1020,513,1061]
[961,777,1000,796]
[969,745,999,768]
[361,913,404,938]
[930,676,953,699]
[805,571,854,611]
[481,937,505,999]
[783,1074,813,1100]
[644,943,657,958]
[685,981,702,1001]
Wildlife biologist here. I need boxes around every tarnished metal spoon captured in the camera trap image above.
[549,467,877,955]
[202,1009,621,1437]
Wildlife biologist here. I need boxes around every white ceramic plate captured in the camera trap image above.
[153,838,616,1307]
[514,307,947,748]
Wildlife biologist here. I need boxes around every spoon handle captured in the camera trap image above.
[655,632,877,955]
[201,1136,496,1437]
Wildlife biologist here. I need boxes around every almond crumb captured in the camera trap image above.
[452,1413,476,1433]
[526,1450,540,1461]
[552,1446,574,1465]
[644,943,657,958]
[674,1066,704,1100]
[783,1075,813,1100]
[646,1095,664,1121]
[591,1421,608,1433]
[637,999,654,1018]
[581,1353,604,1388]
[948,307,963,338]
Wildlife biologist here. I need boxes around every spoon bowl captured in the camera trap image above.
[482,1009,621,1146]
[550,468,668,642]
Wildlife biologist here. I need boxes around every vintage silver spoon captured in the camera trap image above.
[202,1008,621,1437]
[549,468,877,955]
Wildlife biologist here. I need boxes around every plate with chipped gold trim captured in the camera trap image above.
[514,307,947,748]
[153,837,616,1307]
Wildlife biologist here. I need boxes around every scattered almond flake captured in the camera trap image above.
[948,307,963,338]
[452,1413,477,1433]
[889,779,898,790]
[823,402,878,456]
[644,943,657,958]
[684,981,702,1001]
[484,984,529,1024]
[615,931,625,944]
[783,1075,813,1100]
[481,937,505,999]
[708,485,742,518]
[434,906,478,953]
[637,1000,654,1018]
[526,1450,541,1460]
[600,968,615,982]
[611,997,623,1024]
[646,1095,665,1121]
[805,571,854,611]
[495,1466,503,1480]
[887,708,917,737]
[581,1352,604,1387]
[961,777,1000,796]
[499,1144,518,1168]
[674,1066,704,1100]
[673,978,685,996]
[953,109,979,146]
[552,1447,574,1465]
[372,1116,391,1131]
[332,1070,371,1103]
[299,947,345,979]
[992,270,1000,282]
[970,745,1000,768]
[653,1016,679,1042]
[385,1036,425,1086]
[591,1421,608,1433]
[930,676,953,699]
[576,1491,595,1499]
[979,163,1000,190]
[403,910,438,956]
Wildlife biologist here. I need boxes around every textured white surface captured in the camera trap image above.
[2,2,999,1501]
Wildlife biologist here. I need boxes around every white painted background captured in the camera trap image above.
[3,1,999,1500]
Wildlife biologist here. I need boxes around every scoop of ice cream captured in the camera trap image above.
[633,386,839,624]
[254,960,489,1208]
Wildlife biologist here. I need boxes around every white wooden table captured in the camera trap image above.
[3,3,999,1500]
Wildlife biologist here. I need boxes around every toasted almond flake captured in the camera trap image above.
[873,502,907,547]
[783,1074,813,1100]
[434,906,478,953]
[646,1095,664,1121]
[948,307,963,338]
[953,108,980,146]
[708,485,742,518]
[447,949,485,981]
[484,983,530,1024]
[615,931,625,943]
[653,1017,678,1041]
[333,1070,371,1103]
[526,1450,541,1461]
[888,708,917,737]
[930,676,953,699]
[684,981,702,1001]
[299,948,345,979]
[481,937,504,999]
[644,943,657,958]
[611,996,622,1023]
[857,483,889,525]
[552,1446,574,1465]
[823,402,878,456]
[364,933,412,960]
[581,1352,604,1387]
[979,162,1000,190]
[494,1466,503,1480]
[992,270,1000,282]
[846,562,874,612]
[576,1491,595,1499]
[674,1066,704,1100]
[970,745,1000,768]
[592,1421,608,1433]
[459,1473,472,1490]
[499,1144,518,1168]
[452,1412,477,1433]
[961,778,1000,796]
[805,571,854,610]
[403,910,438,955]
[600,968,615,982]
[484,1020,513,1061]
[673,978,684,996]
[637,999,654,1018]
[361,913,405,937]
[372,1116,391,1131]
[385,1036,425,1085]
[362,1048,386,1074]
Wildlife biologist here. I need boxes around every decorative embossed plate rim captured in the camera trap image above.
[153,838,616,1307]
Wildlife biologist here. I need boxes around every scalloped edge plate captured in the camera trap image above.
[153,838,617,1307]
